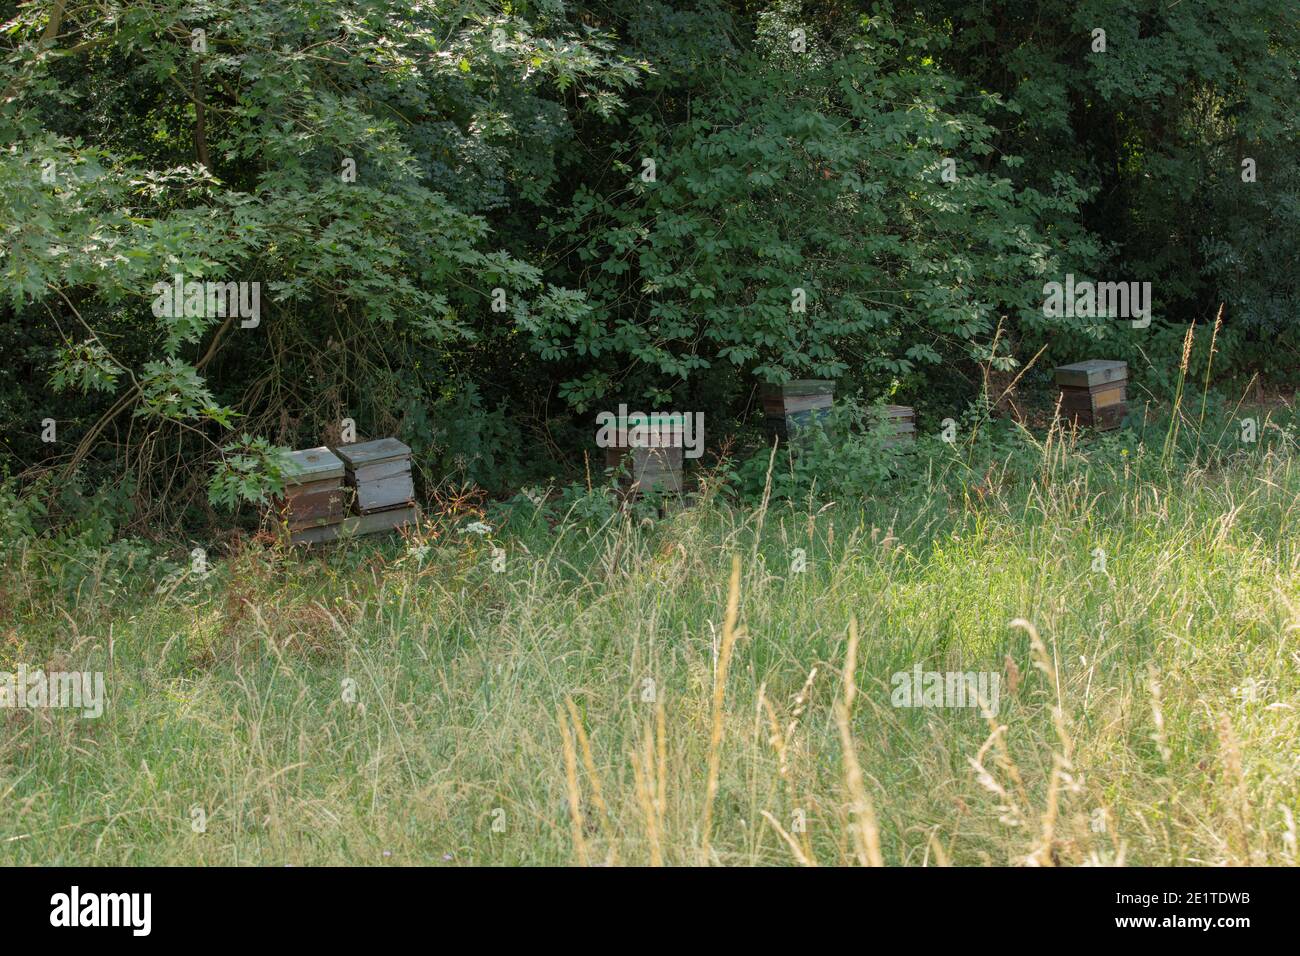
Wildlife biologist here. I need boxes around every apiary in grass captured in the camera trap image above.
[761,380,835,441]
[603,413,685,495]
[277,447,348,533]
[1054,360,1128,430]
[882,405,916,447]
[332,438,415,514]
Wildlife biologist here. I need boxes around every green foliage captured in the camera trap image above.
[0,472,45,546]
[404,381,528,495]
[1,0,646,516]
[207,434,292,509]
[541,10,1099,408]
[49,338,121,394]
[554,479,624,524]
[724,400,909,504]
[919,0,1300,376]
[137,357,232,425]
[0,0,1296,529]
[0,466,142,593]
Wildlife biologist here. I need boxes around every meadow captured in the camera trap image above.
[2,405,1298,866]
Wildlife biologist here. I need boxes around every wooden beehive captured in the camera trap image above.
[882,405,916,447]
[289,504,420,546]
[277,447,348,534]
[761,380,835,442]
[333,438,415,514]
[603,413,684,495]
[1054,360,1128,430]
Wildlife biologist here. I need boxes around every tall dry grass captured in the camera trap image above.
[2,409,1298,865]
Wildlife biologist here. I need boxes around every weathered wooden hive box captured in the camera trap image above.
[761,380,835,441]
[603,413,684,495]
[333,438,415,513]
[277,446,347,534]
[882,405,916,447]
[1054,360,1128,430]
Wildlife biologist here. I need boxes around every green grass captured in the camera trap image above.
[2,420,1299,865]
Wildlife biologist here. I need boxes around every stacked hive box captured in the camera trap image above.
[279,447,348,539]
[1054,360,1128,431]
[291,438,418,545]
[883,405,916,447]
[334,438,415,513]
[604,413,684,495]
[761,380,835,443]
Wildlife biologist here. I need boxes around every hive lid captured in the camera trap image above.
[761,379,837,397]
[1054,360,1128,388]
[284,446,344,484]
[333,438,412,468]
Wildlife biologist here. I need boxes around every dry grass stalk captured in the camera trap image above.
[700,554,743,864]
[760,810,816,866]
[834,617,883,866]
[1199,303,1225,428]
[656,696,668,843]
[558,704,589,866]
[761,694,790,783]
[564,696,617,863]
[1147,666,1172,765]
[835,701,884,866]
[631,717,663,866]
[842,616,859,712]
[1216,712,1252,865]
[1009,618,1076,866]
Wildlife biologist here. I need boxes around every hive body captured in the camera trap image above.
[761,380,835,442]
[883,405,916,447]
[333,438,415,513]
[604,414,685,495]
[1054,360,1128,430]
[279,447,348,533]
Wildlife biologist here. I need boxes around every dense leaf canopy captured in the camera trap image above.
[1,0,1295,518]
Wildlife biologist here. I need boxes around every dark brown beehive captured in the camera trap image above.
[276,447,348,535]
[602,413,685,495]
[761,379,835,442]
[1054,360,1128,430]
